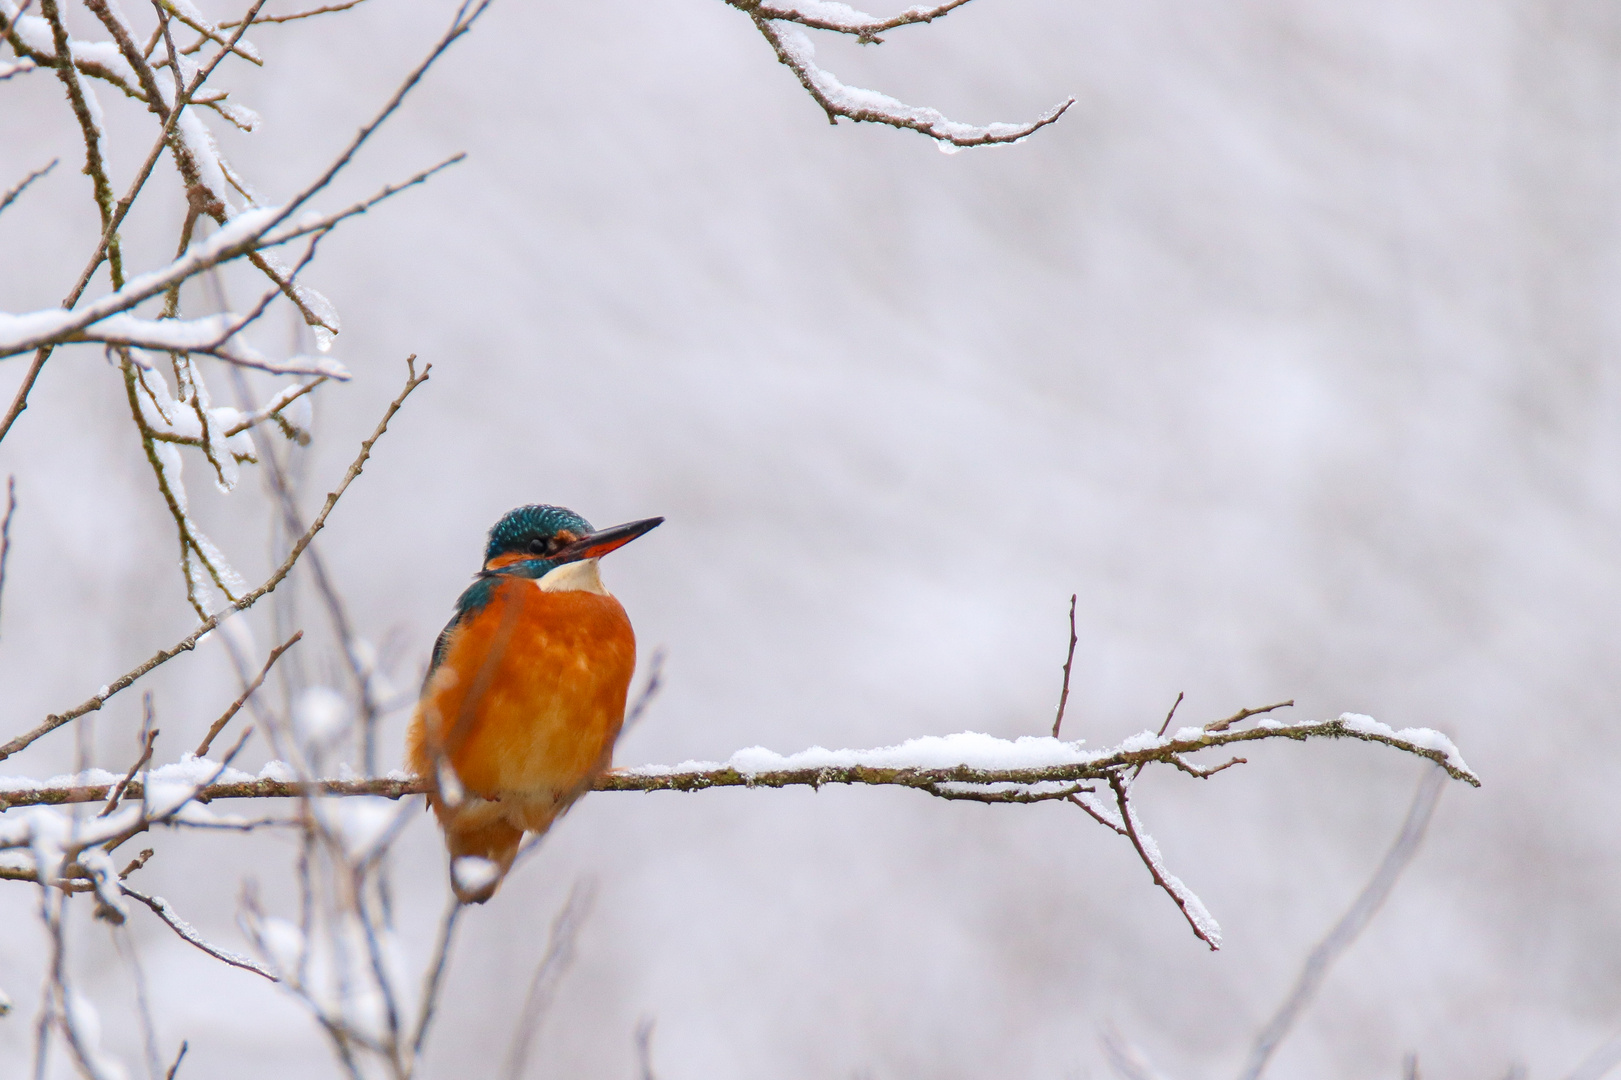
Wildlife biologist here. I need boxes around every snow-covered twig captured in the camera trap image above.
[752,15,1072,148]
[1108,771,1222,950]
[736,0,973,43]
[121,884,277,980]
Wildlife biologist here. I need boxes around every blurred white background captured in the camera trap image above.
[2,0,1619,1076]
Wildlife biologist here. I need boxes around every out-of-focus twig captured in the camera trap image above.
[1236,766,1448,1080]
[503,881,597,1080]
[0,475,14,639]
[620,649,666,735]
[0,159,56,218]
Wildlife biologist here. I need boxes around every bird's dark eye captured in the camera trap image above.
[527,537,550,556]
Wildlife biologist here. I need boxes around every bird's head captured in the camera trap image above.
[481,504,663,578]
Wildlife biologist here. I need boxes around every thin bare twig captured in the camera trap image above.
[1130,692,1185,782]
[221,0,370,25]
[635,1017,658,1080]
[1205,700,1293,733]
[1051,593,1078,738]
[621,649,667,734]
[1101,1022,1170,1080]
[99,699,158,816]
[1236,766,1448,1080]
[409,900,464,1061]
[0,358,429,762]
[196,631,303,756]
[0,159,57,218]
[0,475,14,639]
[166,1041,188,1080]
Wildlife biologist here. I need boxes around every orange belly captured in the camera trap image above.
[405,577,635,883]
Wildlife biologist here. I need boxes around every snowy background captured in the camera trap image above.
[2,0,1620,1076]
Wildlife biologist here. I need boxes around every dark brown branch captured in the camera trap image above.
[0,358,428,762]
[196,631,302,756]
[1051,593,1077,738]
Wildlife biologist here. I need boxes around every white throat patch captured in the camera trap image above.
[534,557,608,595]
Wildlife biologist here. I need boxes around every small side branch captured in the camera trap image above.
[196,631,302,757]
[737,0,973,43]
[1051,593,1078,737]
[751,15,1071,148]
[121,884,277,981]
[1109,772,1221,951]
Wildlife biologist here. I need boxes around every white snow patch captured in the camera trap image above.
[450,855,500,896]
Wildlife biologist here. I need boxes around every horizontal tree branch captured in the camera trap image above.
[0,716,1479,811]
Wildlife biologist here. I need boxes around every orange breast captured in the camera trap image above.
[407,577,636,820]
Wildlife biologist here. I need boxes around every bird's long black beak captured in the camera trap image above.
[554,516,663,563]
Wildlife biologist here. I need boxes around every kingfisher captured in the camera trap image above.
[406,504,662,904]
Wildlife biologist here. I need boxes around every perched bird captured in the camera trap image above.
[406,504,661,903]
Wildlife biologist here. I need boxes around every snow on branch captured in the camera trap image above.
[0,708,1474,954]
[0,713,1478,811]
[739,0,1072,149]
